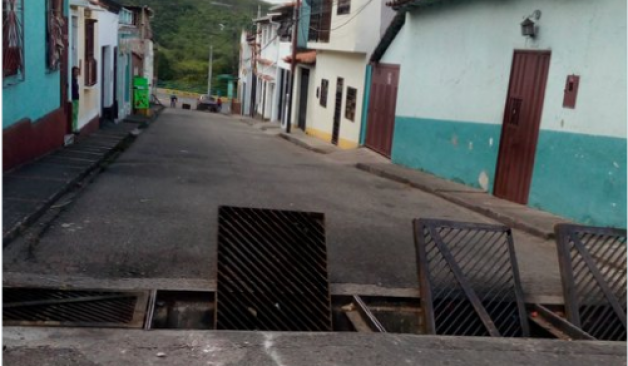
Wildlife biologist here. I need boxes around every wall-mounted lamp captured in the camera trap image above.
[521,10,541,38]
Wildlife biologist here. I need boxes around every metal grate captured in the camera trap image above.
[414,219,529,337]
[3,288,149,328]
[216,206,332,331]
[555,224,627,341]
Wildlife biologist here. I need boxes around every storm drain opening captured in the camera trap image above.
[554,224,626,341]
[215,206,332,331]
[149,290,214,330]
[332,295,422,333]
[3,288,149,328]
[413,219,530,337]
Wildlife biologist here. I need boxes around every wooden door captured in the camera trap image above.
[365,63,400,158]
[494,51,551,204]
[331,77,344,145]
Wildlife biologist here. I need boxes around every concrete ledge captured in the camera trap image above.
[4,328,625,366]
[279,132,337,154]
[356,162,570,239]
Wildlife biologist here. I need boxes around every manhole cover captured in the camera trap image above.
[216,206,332,331]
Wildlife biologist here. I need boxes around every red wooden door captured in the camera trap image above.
[365,63,399,158]
[494,51,551,204]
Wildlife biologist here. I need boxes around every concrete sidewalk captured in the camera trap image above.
[4,327,625,366]
[274,127,571,240]
[2,107,163,245]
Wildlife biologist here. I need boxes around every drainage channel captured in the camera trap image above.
[3,208,624,343]
[2,286,594,340]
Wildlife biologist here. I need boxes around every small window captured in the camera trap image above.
[320,79,328,107]
[46,0,64,71]
[3,0,25,81]
[84,18,98,86]
[345,87,357,121]
[337,0,350,15]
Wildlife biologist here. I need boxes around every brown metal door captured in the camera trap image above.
[365,63,399,158]
[494,51,550,204]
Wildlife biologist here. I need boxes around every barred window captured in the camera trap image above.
[320,79,328,107]
[308,0,331,43]
[3,0,24,82]
[46,0,64,71]
[337,0,350,15]
[345,87,357,121]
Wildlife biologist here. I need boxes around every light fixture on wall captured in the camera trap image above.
[521,10,541,38]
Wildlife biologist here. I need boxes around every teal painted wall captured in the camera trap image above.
[391,116,627,228]
[530,131,627,228]
[359,64,372,145]
[2,0,65,128]
[298,0,311,48]
[391,117,501,190]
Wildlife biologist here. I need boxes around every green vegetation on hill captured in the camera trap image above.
[121,0,270,93]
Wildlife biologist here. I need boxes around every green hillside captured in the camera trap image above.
[120,0,271,94]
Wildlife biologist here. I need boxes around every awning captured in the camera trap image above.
[283,50,316,65]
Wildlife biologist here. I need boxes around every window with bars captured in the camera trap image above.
[46,0,64,71]
[345,87,357,121]
[320,79,328,107]
[84,18,97,86]
[3,0,24,82]
[337,0,350,15]
[308,0,331,43]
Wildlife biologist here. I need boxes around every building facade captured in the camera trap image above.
[375,0,627,228]
[3,0,70,170]
[304,0,394,149]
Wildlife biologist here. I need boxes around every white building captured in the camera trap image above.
[96,2,119,122]
[68,0,103,133]
[253,5,294,123]
[374,0,627,228]
[238,30,256,117]
[299,0,394,148]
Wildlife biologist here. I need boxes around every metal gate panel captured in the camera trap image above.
[555,224,627,341]
[216,206,332,331]
[414,219,529,337]
[3,288,149,328]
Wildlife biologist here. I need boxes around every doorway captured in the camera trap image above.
[331,77,344,145]
[494,51,551,204]
[365,63,400,158]
[298,68,310,131]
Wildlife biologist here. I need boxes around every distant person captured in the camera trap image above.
[170,94,178,108]
[217,97,222,112]
[72,67,80,135]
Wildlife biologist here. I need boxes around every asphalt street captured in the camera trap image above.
[3,108,561,296]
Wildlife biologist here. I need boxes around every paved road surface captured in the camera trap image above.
[3,108,562,298]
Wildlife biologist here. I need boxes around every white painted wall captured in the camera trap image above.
[291,64,317,131]
[239,31,254,116]
[382,0,627,138]
[278,41,292,70]
[307,0,391,54]
[307,51,367,147]
[144,40,154,93]
[70,6,100,129]
[97,10,118,112]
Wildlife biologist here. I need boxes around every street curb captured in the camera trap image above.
[278,133,334,154]
[355,163,555,240]
[2,108,164,247]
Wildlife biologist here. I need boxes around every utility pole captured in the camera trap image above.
[207,45,213,96]
[286,0,300,134]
